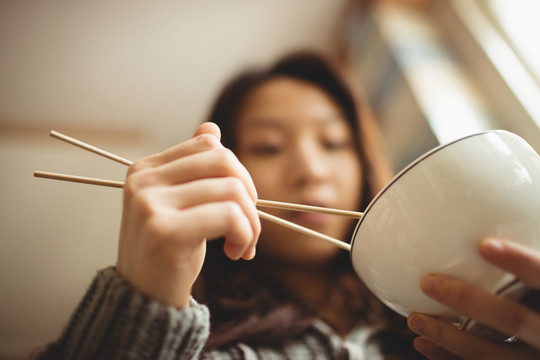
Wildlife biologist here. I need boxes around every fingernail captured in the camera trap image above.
[224,243,244,260]
[421,274,442,296]
[480,238,504,256]
[408,314,425,333]
[246,246,256,260]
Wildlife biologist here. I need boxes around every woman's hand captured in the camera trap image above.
[407,239,540,359]
[116,122,261,308]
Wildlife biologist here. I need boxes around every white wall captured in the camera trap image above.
[0,1,349,358]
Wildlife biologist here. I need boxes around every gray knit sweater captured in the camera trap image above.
[34,267,393,360]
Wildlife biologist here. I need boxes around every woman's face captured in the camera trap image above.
[236,77,363,266]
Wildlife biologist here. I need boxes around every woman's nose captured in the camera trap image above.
[288,138,328,187]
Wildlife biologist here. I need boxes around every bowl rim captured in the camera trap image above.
[349,129,514,254]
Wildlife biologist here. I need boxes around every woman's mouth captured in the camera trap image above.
[285,201,334,227]
[288,211,331,227]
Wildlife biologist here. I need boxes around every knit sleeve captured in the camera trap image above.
[33,267,210,360]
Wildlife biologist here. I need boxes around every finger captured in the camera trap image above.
[420,274,540,348]
[135,178,261,259]
[129,123,223,174]
[408,313,536,359]
[479,238,540,289]
[200,202,255,261]
[413,337,462,360]
[193,122,221,140]
[130,147,258,202]
[149,122,221,167]
[152,201,255,261]
[175,177,260,259]
[129,132,223,174]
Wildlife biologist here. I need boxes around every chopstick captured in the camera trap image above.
[256,199,362,219]
[257,210,351,251]
[34,171,125,188]
[50,131,134,166]
[33,171,363,218]
[35,130,361,251]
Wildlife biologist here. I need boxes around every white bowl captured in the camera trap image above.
[350,130,540,321]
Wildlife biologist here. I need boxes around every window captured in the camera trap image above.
[440,0,540,150]
[480,0,540,84]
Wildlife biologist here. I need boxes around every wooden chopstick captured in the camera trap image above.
[33,171,363,219]
[50,130,134,166]
[33,170,352,251]
[257,210,351,251]
[34,171,125,188]
[257,199,362,219]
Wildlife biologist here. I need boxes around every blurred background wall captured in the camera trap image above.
[1,0,539,358]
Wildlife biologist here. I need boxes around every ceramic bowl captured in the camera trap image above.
[350,130,540,321]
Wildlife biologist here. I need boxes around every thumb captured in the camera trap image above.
[193,122,221,141]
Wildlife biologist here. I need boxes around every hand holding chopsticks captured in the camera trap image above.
[35,124,361,306]
[34,130,359,251]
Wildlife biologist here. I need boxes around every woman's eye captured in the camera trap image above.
[250,144,282,155]
[324,140,349,151]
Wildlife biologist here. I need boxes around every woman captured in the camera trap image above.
[35,52,540,359]
[193,52,416,358]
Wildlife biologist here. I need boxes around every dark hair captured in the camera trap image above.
[193,51,417,358]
